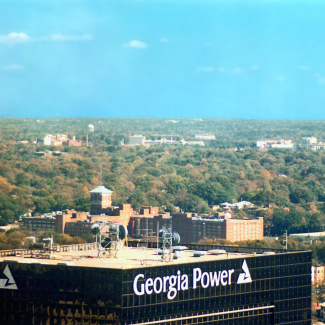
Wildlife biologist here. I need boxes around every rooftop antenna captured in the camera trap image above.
[91,223,102,258]
[284,230,288,250]
[160,226,173,262]
[91,223,128,258]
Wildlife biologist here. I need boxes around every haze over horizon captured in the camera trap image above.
[1,0,325,120]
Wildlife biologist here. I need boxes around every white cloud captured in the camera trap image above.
[299,65,310,71]
[218,67,227,73]
[197,66,214,73]
[160,38,168,43]
[315,73,325,84]
[0,32,33,45]
[0,32,92,45]
[124,40,148,49]
[251,65,260,70]
[45,33,92,42]
[234,67,243,74]
[0,64,23,70]
[276,76,286,82]
[298,65,325,85]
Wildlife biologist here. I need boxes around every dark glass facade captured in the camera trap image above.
[0,251,311,325]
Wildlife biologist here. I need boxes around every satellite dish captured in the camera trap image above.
[159,230,180,245]
[91,223,101,235]
[172,232,181,246]
[119,225,128,240]
[100,237,112,248]
[109,224,128,240]
[109,224,118,232]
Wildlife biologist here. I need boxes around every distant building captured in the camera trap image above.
[220,201,255,210]
[23,186,167,237]
[90,204,134,228]
[88,124,94,132]
[301,136,325,151]
[312,266,325,285]
[23,210,88,233]
[290,231,325,241]
[210,205,220,211]
[43,134,81,147]
[270,143,294,149]
[0,224,20,233]
[256,139,294,149]
[129,135,146,146]
[90,185,113,215]
[43,135,52,145]
[128,135,204,147]
[128,207,170,238]
[171,213,263,243]
[64,220,111,237]
[129,211,263,244]
[195,134,216,140]
[62,136,82,147]
[35,152,46,156]
[302,136,317,146]
[43,134,66,146]
[89,186,165,229]
[181,139,205,146]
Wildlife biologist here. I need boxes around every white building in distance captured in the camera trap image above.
[43,135,52,146]
[302,137,317,145]
[129,135,146,146]
[195,134,216,140]
[128,135,204,147]
[256,139,294,149]
[300,136,325,151]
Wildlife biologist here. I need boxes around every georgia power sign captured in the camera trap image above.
[133,259,252,300]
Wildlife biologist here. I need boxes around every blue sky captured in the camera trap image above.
[1,0,325,119]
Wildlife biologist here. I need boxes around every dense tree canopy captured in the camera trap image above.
[1,117,325,239]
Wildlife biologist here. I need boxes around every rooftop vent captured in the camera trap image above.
[172,246,188,252]
[193,251,206,257]
[263,251,275,255]
[208,249,226,255]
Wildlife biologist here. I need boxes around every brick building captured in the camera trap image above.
[23,210,88,234]
[23,185,263,244]
[43,134,82,147]
[64,221,111,237]
[54,210,88,233]
[124,212,263,243]
[62,136,82,147]
[128,213,171,238]
[312,265,325,285]
[23,215,56,231]
[89,186,163,229]
[23,186,164,238]
[224,217,263,241]
[90,204,134,227]
[90,185,113,215]
[168,213,263,243]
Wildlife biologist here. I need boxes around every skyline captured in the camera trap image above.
[1,0,325,119]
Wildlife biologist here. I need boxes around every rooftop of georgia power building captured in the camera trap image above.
[0,242,305,270]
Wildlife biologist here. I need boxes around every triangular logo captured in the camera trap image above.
[237,259,252,284]
[0,265,18,290]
